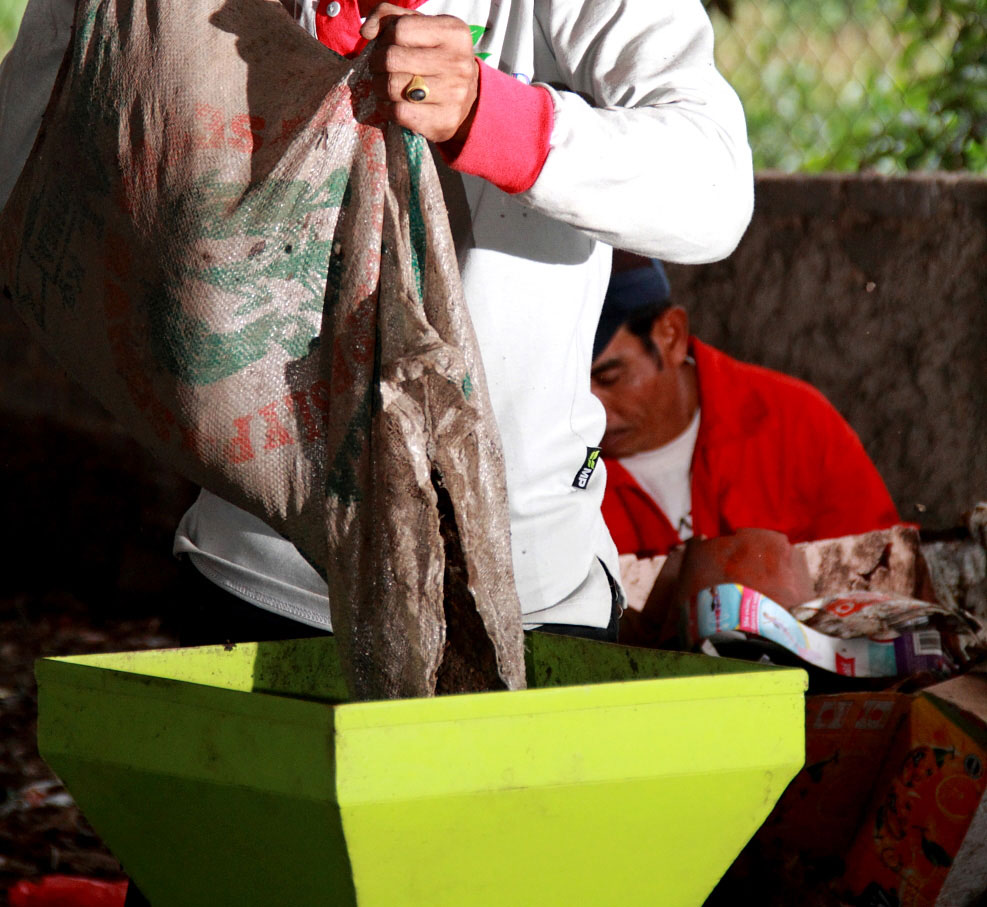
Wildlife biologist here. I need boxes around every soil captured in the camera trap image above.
[433,468,506,695]
[0,591,179,904]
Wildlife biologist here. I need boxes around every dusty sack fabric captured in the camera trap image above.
[0,0,526,699]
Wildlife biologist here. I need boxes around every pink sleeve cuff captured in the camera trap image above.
[438,62,554,195]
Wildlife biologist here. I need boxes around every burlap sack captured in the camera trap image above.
[0,0,525,699]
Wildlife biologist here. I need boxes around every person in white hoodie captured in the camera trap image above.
[0,0,753,646]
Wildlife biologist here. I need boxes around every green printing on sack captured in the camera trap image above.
[145,169,350,386]
[402,130,427,305]
[324,374,374,505]
[180,169,349,243]
[147,285,319,387]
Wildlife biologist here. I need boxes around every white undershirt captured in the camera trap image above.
[618,408,701,541]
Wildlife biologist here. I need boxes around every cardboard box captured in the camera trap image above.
[840,670,987,906]
[757,693,910,858]
[798,525,924,599]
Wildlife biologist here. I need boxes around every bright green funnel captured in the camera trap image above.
[36,634,806,905]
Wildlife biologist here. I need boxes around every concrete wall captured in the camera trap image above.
[664,173,987,530]
[1,173,984,607]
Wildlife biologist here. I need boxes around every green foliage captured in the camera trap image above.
[4,0,981,173]
[710,0,987,172]
[877,0,987,170]
[0,0,28,60]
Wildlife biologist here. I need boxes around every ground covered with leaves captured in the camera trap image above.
[0,592,179,904]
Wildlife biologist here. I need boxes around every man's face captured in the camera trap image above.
[590,324,687,458]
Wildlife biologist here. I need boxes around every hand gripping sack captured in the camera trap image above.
[0,0,526,699]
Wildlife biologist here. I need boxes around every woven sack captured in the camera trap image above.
[0,0,525,699]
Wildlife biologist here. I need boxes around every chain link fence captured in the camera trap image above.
[707,0,987,172]
[1,0,985,172]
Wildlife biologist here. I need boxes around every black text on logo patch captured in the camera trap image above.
[572,447,602,489]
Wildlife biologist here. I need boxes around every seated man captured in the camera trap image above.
[591,259,900,557]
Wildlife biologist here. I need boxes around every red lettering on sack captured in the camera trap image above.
[148,399,177,442]
[162,118,194,171]
[211,378,346,467]
[105,232,132,280]
[230,114,266,154]
[284,391,320,443]
[224,415,256,463]
[258,402,295,450]
[128,370,153,416]
[323,82,354,127]
[349,318,375,365]
[193,103,228,151]
[309,381,333,432]
[835,654,856,676]
[184,418,255,466]
[330,342,355,395]
[328,296,377,393]
[104,281,131,319]
[309,380,331,418]
[180,424,210,457]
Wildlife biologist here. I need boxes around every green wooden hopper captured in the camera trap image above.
[36,634,806,905]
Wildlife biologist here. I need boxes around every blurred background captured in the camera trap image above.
[0,0,23,56]
[708,0,986,173]
[11,0,983,173]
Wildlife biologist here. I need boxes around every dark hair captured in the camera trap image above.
[593,260,672,361]
[624,301,672,365]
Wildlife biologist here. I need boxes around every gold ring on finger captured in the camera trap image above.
[404,74,429,103]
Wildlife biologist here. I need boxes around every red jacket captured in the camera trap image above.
[601,339,900,557]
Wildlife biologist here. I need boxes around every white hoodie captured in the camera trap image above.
[1,0,753,630]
